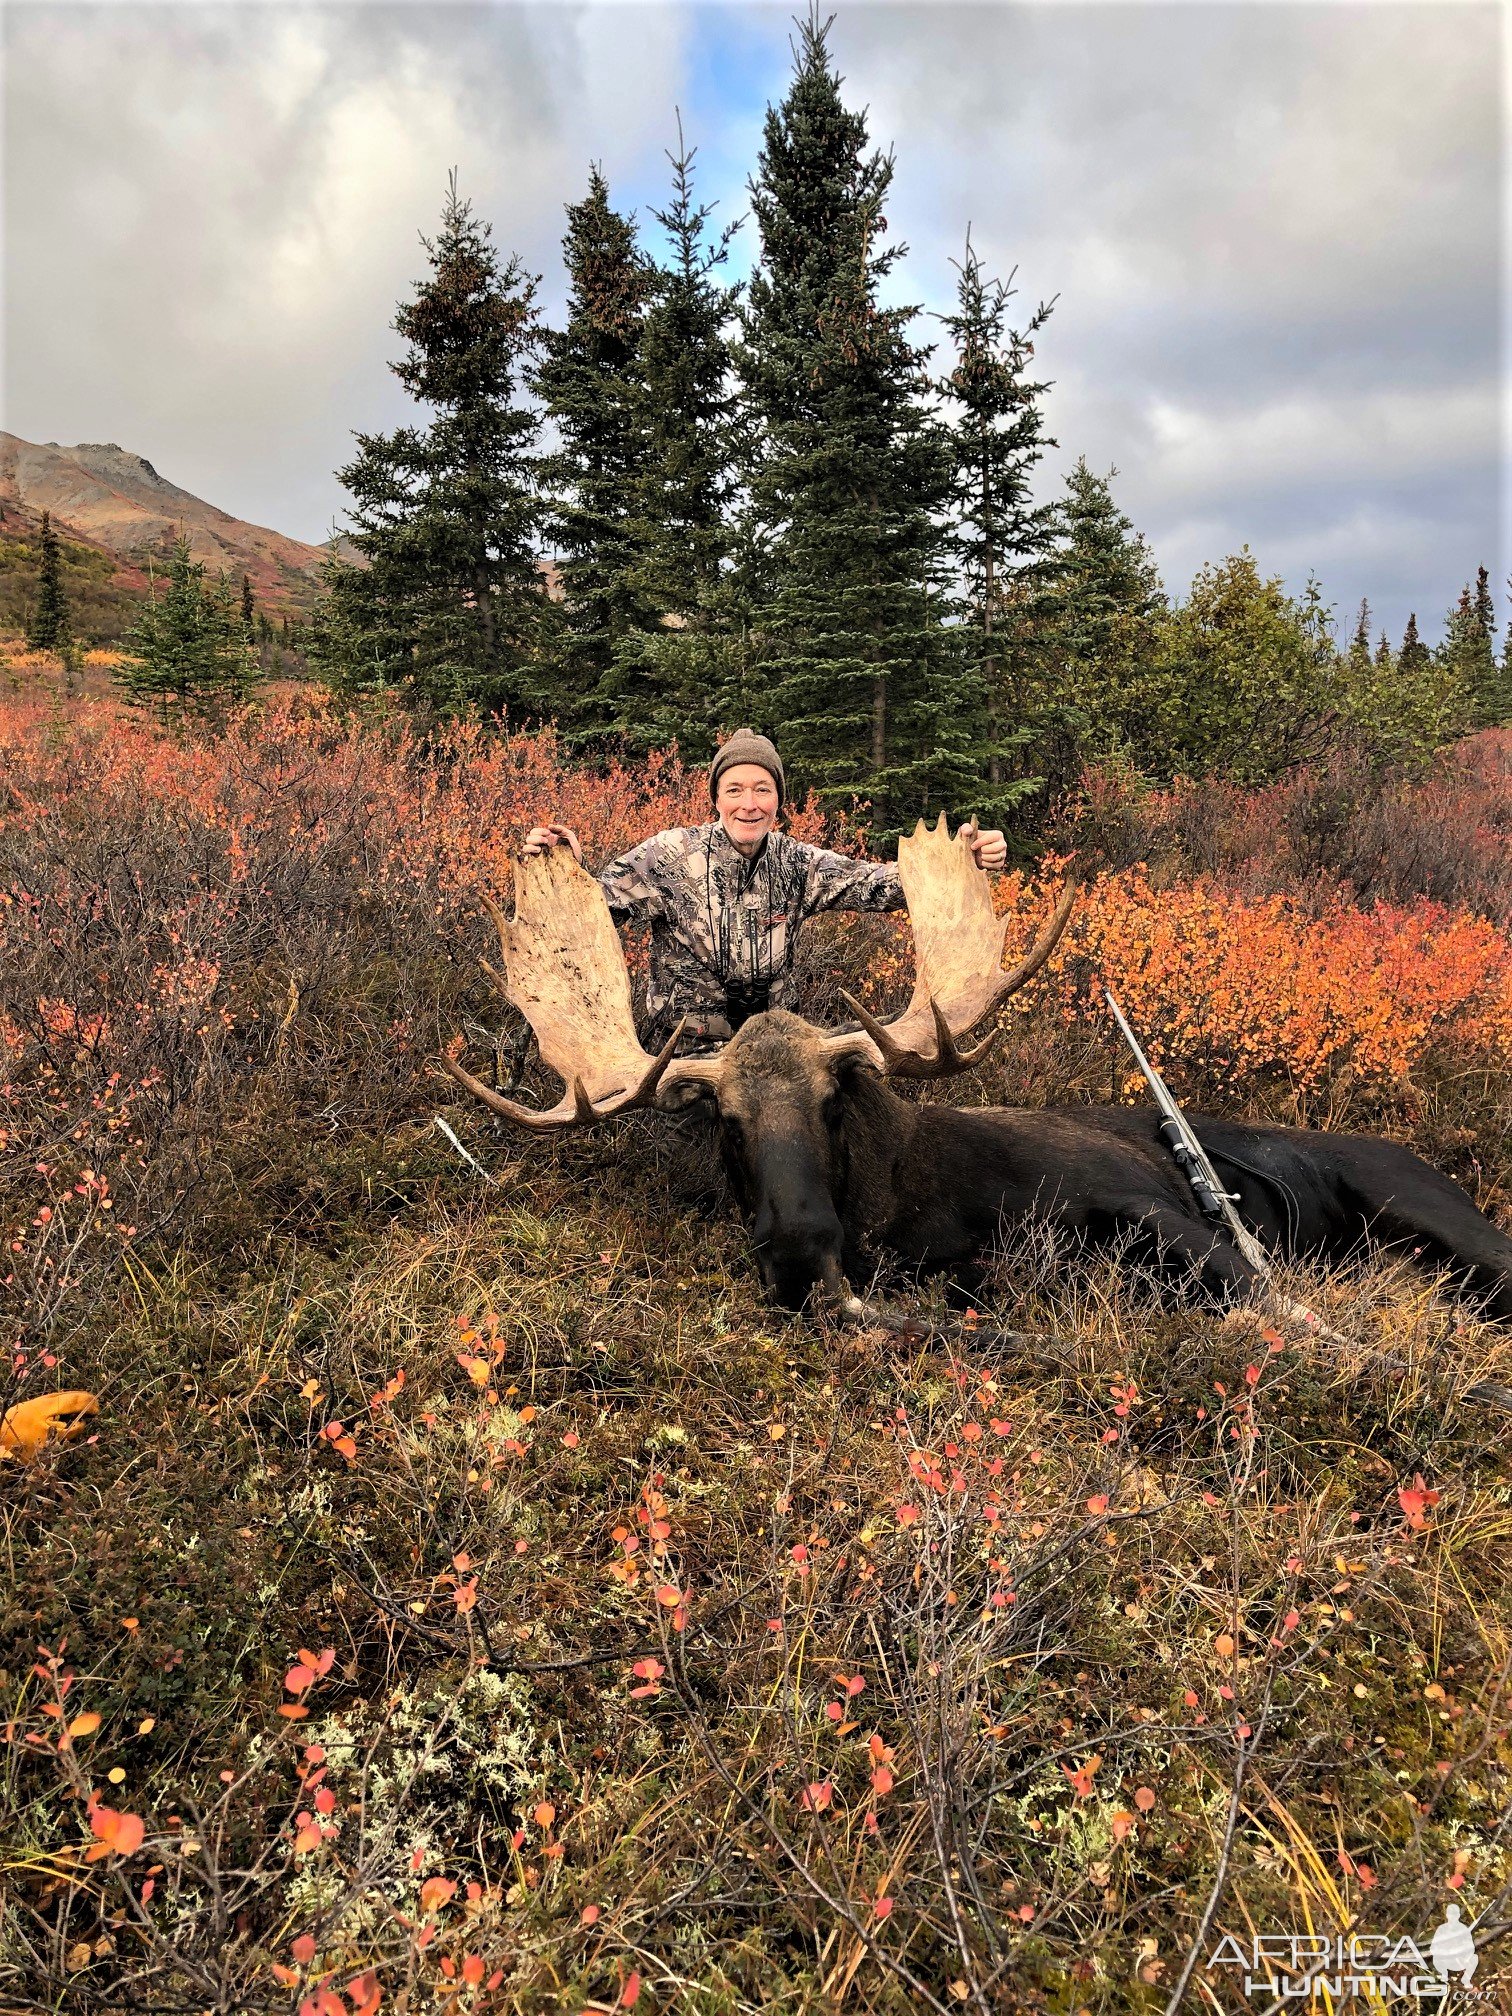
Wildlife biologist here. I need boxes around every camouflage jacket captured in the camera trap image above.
[598,822,904,1049]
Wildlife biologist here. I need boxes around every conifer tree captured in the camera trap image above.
[115,537,259,722]
[240,573,255,641]
[1398,611,1428,681]
[639,119,740,622]
[1348,598,1372,673]
[939,232,1057,790]
[1474,564,1495,642]
[1015,461,1165,797]
[324,175,551,717]
[1439,582,1504,729]
[25,510,70,651]
[534,167,660,730]
[739,13,968,825]
[599,124,744,753]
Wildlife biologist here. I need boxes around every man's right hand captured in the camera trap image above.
[522,822,583,863]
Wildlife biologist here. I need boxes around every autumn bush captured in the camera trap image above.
[3,688,1510,2012]
[1115,727,1512,926]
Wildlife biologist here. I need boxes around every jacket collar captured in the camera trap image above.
[706,818,773,890]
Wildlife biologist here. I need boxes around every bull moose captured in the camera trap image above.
[440,818,1512,1326]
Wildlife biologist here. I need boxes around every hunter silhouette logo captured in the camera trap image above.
[1206,1904,1485,1998]
[1429,1904,1478,1986]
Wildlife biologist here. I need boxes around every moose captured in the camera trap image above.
[440,818,1512,1326]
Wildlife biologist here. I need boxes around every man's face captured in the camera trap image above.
[715,764,780,852]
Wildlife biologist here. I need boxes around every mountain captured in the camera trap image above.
[0,432,343,622]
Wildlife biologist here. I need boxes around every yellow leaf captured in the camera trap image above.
[0,1391,99,1459]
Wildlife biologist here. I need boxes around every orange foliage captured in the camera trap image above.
[999,864,1512,1098]
[1,685,1507,1361]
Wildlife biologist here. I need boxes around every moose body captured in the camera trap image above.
[442,820,1512,1327]
[713,1011,1512,1318]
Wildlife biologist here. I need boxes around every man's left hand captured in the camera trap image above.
[968,825,1008,871]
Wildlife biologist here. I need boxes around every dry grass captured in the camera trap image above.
[2,695,1510,2013]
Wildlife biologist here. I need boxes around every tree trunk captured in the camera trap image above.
[984,541,1001,787]
[475,564,496,671]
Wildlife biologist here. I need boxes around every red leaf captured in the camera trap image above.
[419,1876,455,1914]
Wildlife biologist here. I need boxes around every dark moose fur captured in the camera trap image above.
[700,1011,1512,1320]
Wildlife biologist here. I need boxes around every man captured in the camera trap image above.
[524,728,1008,1051]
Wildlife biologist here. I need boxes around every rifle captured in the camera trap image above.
[1103,987,1338,1339]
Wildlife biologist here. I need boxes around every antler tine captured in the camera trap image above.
[434,1049,581,1131]
[434,1016,696,1131]
[831,822,1082,1082]
[834,989,1007,1080]
[990,874,1079,1008]
[833,991,905,1070]
[441,848,725,1133]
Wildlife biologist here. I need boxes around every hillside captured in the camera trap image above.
[0,431,341,629]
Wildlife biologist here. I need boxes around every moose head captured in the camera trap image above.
[438,818,1076,1313]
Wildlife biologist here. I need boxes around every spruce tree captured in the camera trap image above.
[1398,611,1428,681]
[599,124,744,753]
[1348,598,1372,672]
[115,537,258,722]
[534,167,660,731]
[739,14,968,826]
[1438,583,1503,730]
[25,510,70,651]
[639,119,740,622]
[325,175,551,717]
[1474,564,1495,641]
[939,232,1057,792]
[240,573,255,640]
[1019,461,1165,797]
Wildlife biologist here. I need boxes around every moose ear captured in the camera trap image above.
[833,1044,880,1083]
[659,1076,718,1112]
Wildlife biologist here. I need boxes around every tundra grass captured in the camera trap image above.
[3,1113,1509,2014]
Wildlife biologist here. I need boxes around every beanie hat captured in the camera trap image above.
[709,728,785,807]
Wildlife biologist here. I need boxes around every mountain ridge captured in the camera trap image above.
[0,431,346,616]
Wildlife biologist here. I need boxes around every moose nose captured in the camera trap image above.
[753,1197,845,1311]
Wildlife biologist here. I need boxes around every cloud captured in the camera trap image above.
[2,0,1502,643]
[832,1,1504,634]
[3,2,689,542]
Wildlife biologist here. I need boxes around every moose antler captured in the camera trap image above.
[436,846,717,1129]
[832,815,1077,1078]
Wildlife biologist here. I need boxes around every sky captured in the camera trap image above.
[3,0,1505,647]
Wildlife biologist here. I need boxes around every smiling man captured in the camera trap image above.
[523,728,1008,1052]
